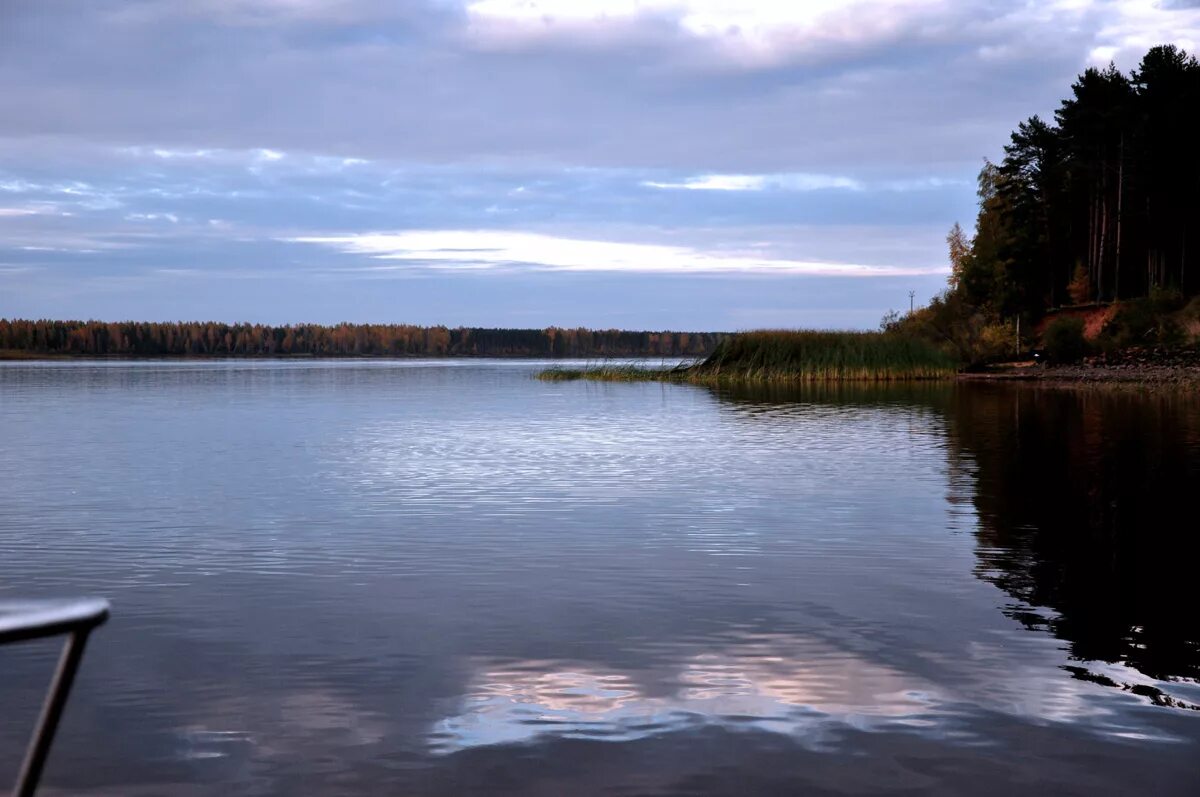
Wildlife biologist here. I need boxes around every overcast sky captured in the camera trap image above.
[2,0,1198,329]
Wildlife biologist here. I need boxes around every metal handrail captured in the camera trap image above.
[0,599,109,797]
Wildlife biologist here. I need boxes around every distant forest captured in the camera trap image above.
[0,319,722,358]
[952,44,1200,315]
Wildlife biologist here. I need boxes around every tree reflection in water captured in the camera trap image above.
[946,384,1200,705]
[714,381,1200,707]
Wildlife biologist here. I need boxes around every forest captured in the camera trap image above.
[894,45,1200,362]
[0,319,722,359]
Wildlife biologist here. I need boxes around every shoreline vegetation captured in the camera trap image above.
[539,331,958,384]
[538,348,1200,386]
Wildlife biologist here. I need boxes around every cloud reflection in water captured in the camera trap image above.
[430,634,946,754]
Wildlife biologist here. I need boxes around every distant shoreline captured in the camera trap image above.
[0,351,655,361]
[0,321,724,360]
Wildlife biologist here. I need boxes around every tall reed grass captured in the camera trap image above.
[537,331,957,383]
[689,330,957,382]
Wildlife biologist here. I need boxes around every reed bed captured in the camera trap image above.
[689,330,957,382]
[537,331,957,383]
[537,362,692,382]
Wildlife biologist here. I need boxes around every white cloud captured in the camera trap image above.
[287,229,945,276]
[126,212,181,223]
[465,0,946,41]
[0,204,72,217]
[642,172,962,192]
[1088,0,1200,66]
[465,0,952,65]
[881,176,970,192]
[643,174,767,191]
[150,147,217,160]
[643,173,862,191]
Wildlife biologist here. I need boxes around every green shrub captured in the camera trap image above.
[1043,317,1087,364]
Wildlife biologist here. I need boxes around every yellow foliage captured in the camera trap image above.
[976,323,1017,362]
[1068,263,1092,305]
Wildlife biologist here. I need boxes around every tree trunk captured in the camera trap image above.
[1090,191,1099,296]
[1115,134,1124,300]
[1147,197,1153,292]
[1180,229,1187,293]
[1098,176,1108,303]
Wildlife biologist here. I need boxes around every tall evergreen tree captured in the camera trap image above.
[942,46,1199,327]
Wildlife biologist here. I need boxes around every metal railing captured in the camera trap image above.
[0,599,109,797]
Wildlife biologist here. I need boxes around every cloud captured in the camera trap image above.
[642,173,862,191]
[0,137,966,328]
[6,1,1198,175]
[286,229,946,277]
[126,212,181,223]
[641,173,962,193]
[644,174,772,191]
[463,0,953,67]
[1088,0,1200,62]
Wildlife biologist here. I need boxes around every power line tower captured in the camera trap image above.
[908,291,916,314]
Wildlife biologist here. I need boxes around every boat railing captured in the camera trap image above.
[0,599,109,797]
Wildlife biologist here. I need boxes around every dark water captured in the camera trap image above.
[0,361,1197,796]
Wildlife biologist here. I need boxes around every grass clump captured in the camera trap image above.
[539,331,957,383]
[537,363,688,382]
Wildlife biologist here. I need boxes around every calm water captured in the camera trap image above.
[1,360,1197,796]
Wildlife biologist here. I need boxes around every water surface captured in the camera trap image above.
[1,361,1197,795]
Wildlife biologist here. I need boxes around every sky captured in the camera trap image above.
[2,1,1199,330]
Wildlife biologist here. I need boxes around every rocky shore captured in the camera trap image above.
[964,346,1200,386]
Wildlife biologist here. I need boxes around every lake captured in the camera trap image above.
[1,360,1197,795]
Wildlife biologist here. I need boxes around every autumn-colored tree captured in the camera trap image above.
[1068,263,1093,305]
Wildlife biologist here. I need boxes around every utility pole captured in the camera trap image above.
[908,291,916,314]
